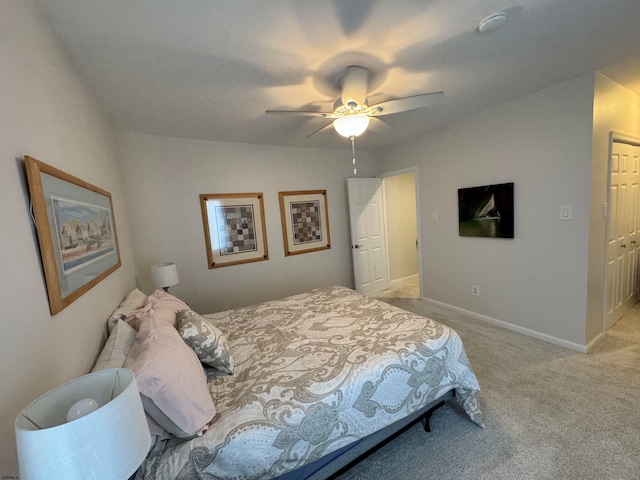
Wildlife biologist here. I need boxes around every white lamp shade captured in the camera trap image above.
[333,115,370,137]
[15,368,151,480]
[150,262,179,289]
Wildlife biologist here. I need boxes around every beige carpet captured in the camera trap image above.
[336,299,640,480]
[371,275,420,299]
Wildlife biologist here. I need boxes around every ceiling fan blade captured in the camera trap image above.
[367,117,393,133]
[340,66,369,107]
[370,91,444,116]
[306,122,334,138]
[265,110,337,118]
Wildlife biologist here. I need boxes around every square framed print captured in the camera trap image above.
[24,156,121,314]
[278,190,331,256]
[200,192,269,268]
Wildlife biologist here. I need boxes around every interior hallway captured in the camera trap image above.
[371,275,420,299]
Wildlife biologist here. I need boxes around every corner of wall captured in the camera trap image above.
[586,73,640,344]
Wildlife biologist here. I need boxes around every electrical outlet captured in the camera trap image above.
[471,285,480,296]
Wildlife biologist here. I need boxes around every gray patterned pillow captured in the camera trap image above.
[178,309,234,375]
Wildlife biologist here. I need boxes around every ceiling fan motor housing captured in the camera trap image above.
[340,66,370,106]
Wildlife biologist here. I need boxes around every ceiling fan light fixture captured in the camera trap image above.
[333,115,370,138]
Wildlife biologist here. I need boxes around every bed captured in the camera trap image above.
[97,285,483,480]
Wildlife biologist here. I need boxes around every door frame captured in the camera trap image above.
[603,130,640,331]
[379,166,423,298]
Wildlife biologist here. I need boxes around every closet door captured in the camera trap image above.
[606,142,640,328]
[628,144,640,303]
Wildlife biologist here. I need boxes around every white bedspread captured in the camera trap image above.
[137,286,483,480]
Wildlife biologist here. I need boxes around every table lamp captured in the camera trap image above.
[15,368,151,480]
[150,262,179,292]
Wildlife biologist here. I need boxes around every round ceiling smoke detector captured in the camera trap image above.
[478,12,508,33]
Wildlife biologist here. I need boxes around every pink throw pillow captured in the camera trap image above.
[124,318,216,438]
[126,290,189,330]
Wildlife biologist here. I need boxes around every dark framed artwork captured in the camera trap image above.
[200,192,269,268]
[458,182,514,238]
[278,190,331,256]
[24,156,121,314]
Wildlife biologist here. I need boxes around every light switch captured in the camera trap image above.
[431,212,439,222]
[560,205,573,220]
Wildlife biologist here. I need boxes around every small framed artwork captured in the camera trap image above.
[200,192,269,268]
[24,156,121,315]
[278,190,331,256]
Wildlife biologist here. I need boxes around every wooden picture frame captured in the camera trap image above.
[278,190,331,256]
[200,192,269,268]
[24,156,121,315]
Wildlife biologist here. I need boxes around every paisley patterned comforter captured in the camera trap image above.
[138,286,483,480]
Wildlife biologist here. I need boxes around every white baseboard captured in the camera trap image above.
[585,332,605,353]
[421,296,589,353]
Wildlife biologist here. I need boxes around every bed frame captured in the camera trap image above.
[276,390,454,480]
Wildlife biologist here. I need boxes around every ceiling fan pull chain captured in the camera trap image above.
[351,135,357,175]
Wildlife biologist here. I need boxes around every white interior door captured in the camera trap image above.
[606,141,640,328]
[626,144,640,303]
[347,178,389,295]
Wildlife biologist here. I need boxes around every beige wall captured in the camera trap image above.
[586,73,640,344]
[0,1,138,474]
[375,74,595,349]
[116,130,377,313]
[2,1,639,475]
[384,172,419,281]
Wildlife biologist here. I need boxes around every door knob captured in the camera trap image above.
[621,244,627,248]
[353,244,363,249]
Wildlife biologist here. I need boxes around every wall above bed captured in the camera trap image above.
[116,129,378,313]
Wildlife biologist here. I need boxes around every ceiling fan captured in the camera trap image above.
[266,65,444,140]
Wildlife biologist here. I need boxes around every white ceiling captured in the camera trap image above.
[34,0,640,150]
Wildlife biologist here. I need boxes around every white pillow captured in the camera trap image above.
[107,288,148,333]
[91,320,137,372]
